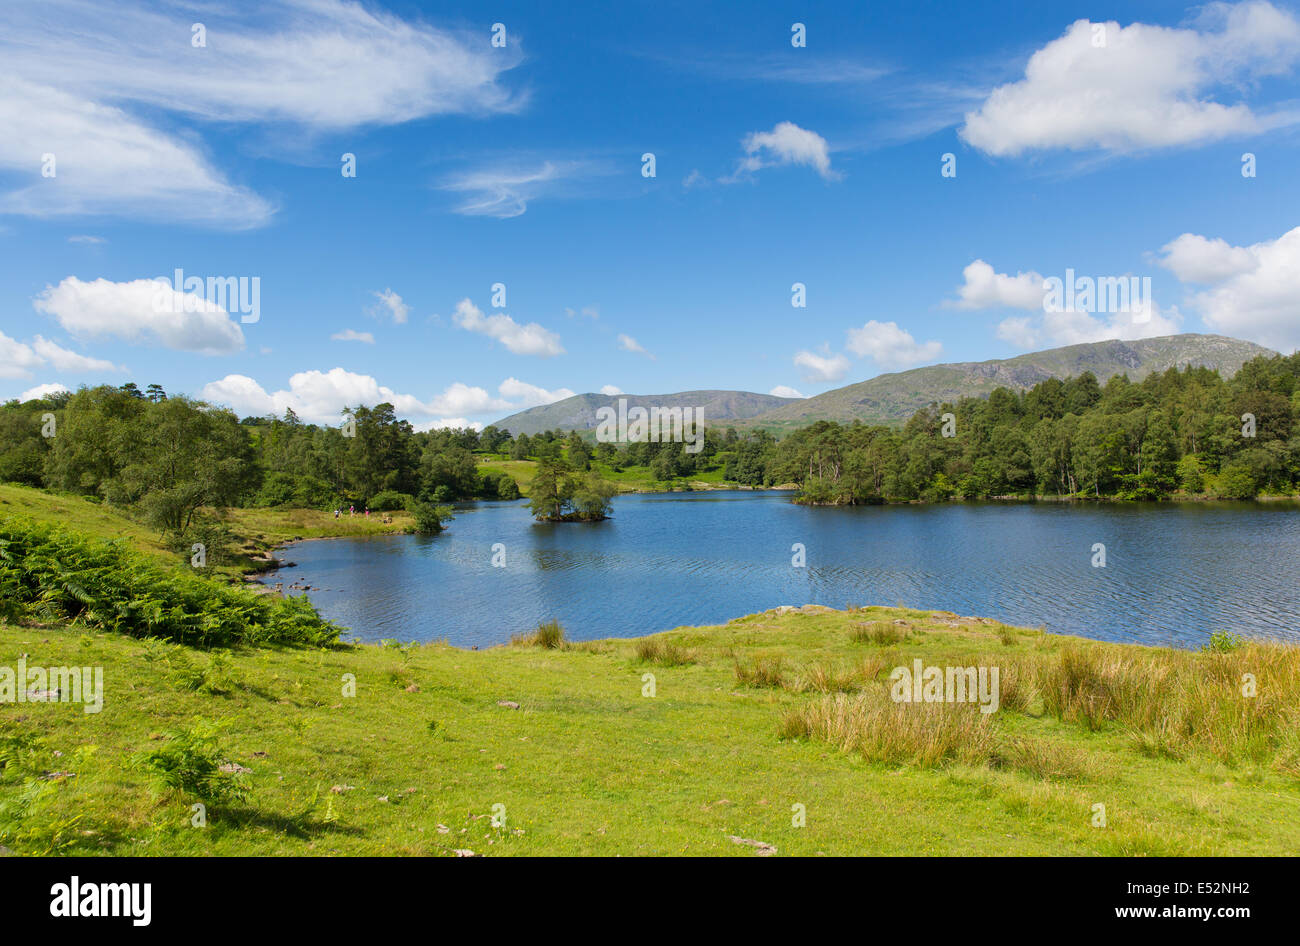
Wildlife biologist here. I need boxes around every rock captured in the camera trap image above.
[496,700,520,710]
[330,785,354,794]
[726,835,777,856]
[405,684,421,693]
[218,762,252,775]
[25,688,58,701]
[436,824,450,834]
[453,849,478,857]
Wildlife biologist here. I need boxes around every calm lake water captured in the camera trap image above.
[271,490,1300,649]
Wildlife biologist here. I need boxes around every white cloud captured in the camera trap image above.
[34,276,244,354]
[729,121,838,181]
[331,329,375,344]
[565,305,599,319]
[617,334,654,359]
[845,320,943,369]
[0,332,45,379]
[18,382,70,402]
[30,335,121,372]
[199,369,511,425]
[497,377,575,406]
[960,3,1300,156]
[452,298,564,357]
[1038,303,1182,347]
[1157,225,1300,350]
[599,384,624,396]
[950,260,1046,310]
[794,349,850,383]
[67,235,105,244]
[1156,232,1259,283]
[0,329,123,378]
[996,317,1039,348]
[0,77,274,227]
[414,418,484,433]
[370,289,409,324]
[0,0,524,225]
[953,259,1181,350]
[441,161,592,218]
[769,385,806,398]
[199,370,576,425]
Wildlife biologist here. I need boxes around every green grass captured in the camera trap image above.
[3,604,1298,856]
[0,484,412,580]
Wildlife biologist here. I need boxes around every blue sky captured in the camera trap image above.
[2,0,1299,428]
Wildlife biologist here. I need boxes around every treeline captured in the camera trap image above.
[762,352,1300,503]
[3,349,1298,542]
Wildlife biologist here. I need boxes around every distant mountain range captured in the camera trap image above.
[493,390,795,436]
[491,334,1276,435]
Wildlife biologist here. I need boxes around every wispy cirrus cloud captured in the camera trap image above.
[440,160,603,217]
[0,0,526,226]
[617,333,654,359]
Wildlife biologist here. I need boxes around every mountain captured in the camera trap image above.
[492,389,796,436]
[739,334,1276,431]
[491,334,1276,436]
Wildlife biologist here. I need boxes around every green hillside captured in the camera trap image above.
[743,334,1275,431]
[492,390,795,436]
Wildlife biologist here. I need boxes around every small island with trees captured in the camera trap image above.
[526,457,617,521]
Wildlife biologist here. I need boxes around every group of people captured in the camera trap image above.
[333,505,370,519]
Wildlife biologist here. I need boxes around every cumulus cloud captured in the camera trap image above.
[452,299,564,357]
[1156,232,1260,283]
[331,329,375,344]
[199,370,575,425]
[599,384,624,396]
[996,316,1040,349]
[961,2,1300,156]
[1037,303,1182,347]
[497,377,575,406]
[369,289,409,324]
[33,276,244,354]
[1157,225,1300,350]
[794,349,850,383]
[200,369,508,425]
[617,334,654,359]
[950,260,1046,310]
[0,329,123,379]
[845,320,943,369]
[0,332,46,379]
[18,382,70,402]
[769,385,806,398]
[728,121,838,181]
[952,259,1180,349]
[0,0,524,225]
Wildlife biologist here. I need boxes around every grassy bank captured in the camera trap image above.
[2,605,1297,856]
[0,484,412,581]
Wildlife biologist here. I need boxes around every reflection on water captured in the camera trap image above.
[270,491,1300,649]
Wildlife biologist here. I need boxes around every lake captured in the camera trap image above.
[270,490,1300,649]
